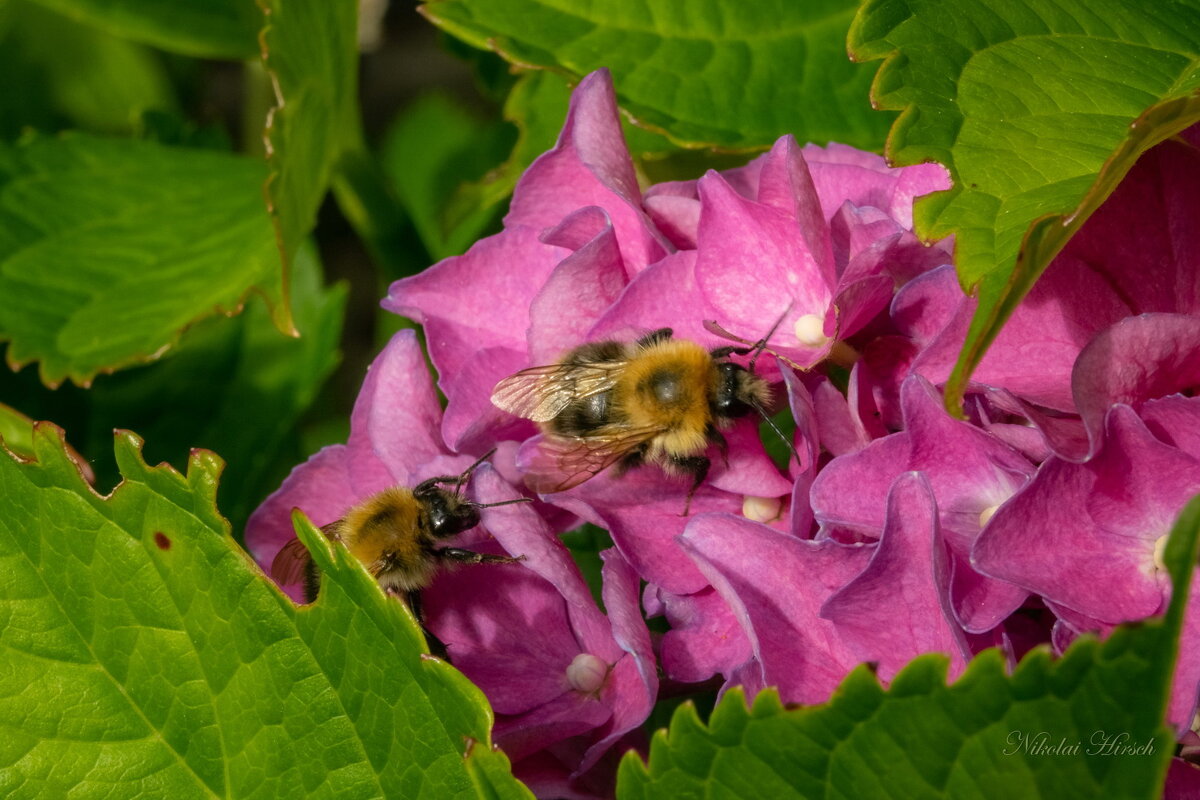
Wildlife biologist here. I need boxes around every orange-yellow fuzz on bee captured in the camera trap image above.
[341,487,436,591]
[614,339,717,460]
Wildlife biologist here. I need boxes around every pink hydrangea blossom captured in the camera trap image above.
[249,66,1200,793]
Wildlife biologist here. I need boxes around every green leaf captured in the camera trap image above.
[85,243,345,535]
[0,133,288,387]
[848,0,1200,413]
[382,92,515,260]
[421,0,894,151]
[0,0,177,138]
[0,424,533,799]
[619,496,1200,800]
[21,0,260,58]
[259,0,360,272]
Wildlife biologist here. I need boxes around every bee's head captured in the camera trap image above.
[413,483,482,539]
[413,449,532,540]
[712,361,772,420]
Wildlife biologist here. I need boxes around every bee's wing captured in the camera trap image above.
[270,536,313,585]
[270,520,342,585]
[525,427,660,493]
[491,362,624,422]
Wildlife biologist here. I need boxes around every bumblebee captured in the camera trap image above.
[490,328,774,509]
[271,450,527,655]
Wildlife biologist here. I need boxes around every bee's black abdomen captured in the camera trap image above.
[553,390,615,436]
[302,559,321,603]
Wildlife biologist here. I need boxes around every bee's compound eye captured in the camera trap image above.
[566,653,609,693]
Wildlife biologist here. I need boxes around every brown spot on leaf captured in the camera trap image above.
[154,532,171,550]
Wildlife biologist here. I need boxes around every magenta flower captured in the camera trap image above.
[820,472,971,681]
[973,402,1200,726]
[811,375,1035,632]
[679,511,873,704]
[425,467,655,797]
[245,331,655,791]
[383,70,950,602]
[248,63,1200,796]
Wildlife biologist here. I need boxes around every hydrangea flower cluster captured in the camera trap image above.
[247,70,1200,797]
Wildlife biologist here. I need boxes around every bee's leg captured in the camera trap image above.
[414,475,464,494]
[435,548,527,566]
[707,426,729,467]
[709,345,752,358]
[402,588,450,661]
[670,455,711,516]
[635,328,674,348]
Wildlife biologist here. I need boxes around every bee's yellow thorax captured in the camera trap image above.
[617,340,715,456]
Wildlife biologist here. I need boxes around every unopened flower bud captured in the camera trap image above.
[566,653,608,694]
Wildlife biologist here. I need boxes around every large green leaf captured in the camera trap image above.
[0,133,288,387]
[619,495,1200,799]
[421,0,894,151]
[0,398,94,484]
[85,244,345,535]
[259,0,360,272]
[849,0,1200,413]
[0,0,176,138]
[22,0,260,58]
[0,424,533,799]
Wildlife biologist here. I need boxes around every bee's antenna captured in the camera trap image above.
[747,305,793,375]
[472,497,534,509]
[451,448,499,493]
[750,399,802,469]
[705,302,804,374]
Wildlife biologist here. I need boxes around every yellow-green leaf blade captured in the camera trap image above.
[0,426,532,799]
[0,133,288,387]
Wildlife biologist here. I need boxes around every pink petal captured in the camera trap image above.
[347,329,446,484]
[800,142,950,228]
[442,346,537,452]
[1164,758,1200,800]
[973,405,1200,622]
[577,549,658,774]
[681,513,873,704]
[755,136,835,283]
[657,586,753,684]
[506,69,668,274]
[706,416,794,498]
[821,472,970,681]
[694,170,832,367]
[1143,396,1200,460]
[495,691,612,763]
[528,208,629,363]
[425,559,583,714]
[643,193,699,250]
[589,251,715,345]
[541,464,740,595]
[474,466,619,660]
[1072,314,1200,456]
[384,225,567,376]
